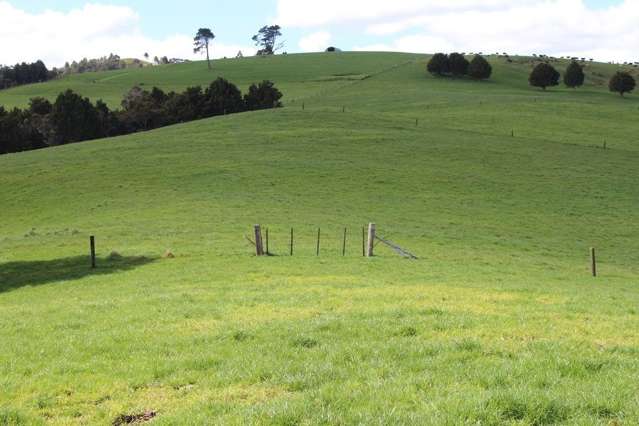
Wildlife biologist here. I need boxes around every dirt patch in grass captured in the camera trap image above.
[112,410,156,425]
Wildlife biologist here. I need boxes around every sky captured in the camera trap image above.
[0,0,636,67]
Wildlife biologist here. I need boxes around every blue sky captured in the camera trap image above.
[0,1,635,66]
[13,1,279,39]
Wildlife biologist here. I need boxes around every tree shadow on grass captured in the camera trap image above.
[0,255,156,293]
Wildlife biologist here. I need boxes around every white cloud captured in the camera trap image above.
[354,35,455,54]
[277,0,533,28]
[0,2,254,67]
[299,31,332,52]
[278,0,639,62]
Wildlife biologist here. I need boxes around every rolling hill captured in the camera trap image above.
[1,52,638,425]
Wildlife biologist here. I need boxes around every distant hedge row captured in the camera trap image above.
[0,78,283,155]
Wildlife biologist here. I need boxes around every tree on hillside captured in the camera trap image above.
[120,86,168,131]
[427,53,449,76]
[244,80,283,110]
[608,71,636,97]
[529,63,560,90]
[448,53,469,77]
[28,97,53,116]
[0,107,46,153]
[164,86,206,123]
[203,78,245,116]
[194,28,215,69]
[252,25,283,55]
[468,55,492,80]
[563,60,585,88]
[144,52,149,61]
[50,90,102,144]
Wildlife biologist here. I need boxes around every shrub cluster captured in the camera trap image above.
[0,61,57,89]
[0,78,283,155]
[427,53,492,80]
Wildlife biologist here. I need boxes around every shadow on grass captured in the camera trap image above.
[0,255,156,293]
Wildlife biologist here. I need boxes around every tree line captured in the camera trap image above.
[528,61,636,96]
[0,61,56,89]
[427,53,493,80]
[427,52,636,96]
[0,78,282,155]
[62,54,150,75]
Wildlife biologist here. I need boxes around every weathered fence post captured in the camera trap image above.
[591,247,597,277]
[316,228,321,256]
[254,225,264,256]
[342,227,347,256]
[265,228,270,255]
[362,226,365,257]
[290,228,294,256]
[366,223,376,257]
[90,236,96,269]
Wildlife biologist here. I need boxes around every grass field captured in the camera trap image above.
[1,52,639,425]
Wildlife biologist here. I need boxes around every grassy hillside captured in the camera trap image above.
[0,52,417,109]
[1,52,639,425]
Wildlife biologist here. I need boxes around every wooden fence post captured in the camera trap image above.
[316,228,321,256]
[290,228,294,256]
[254,225,264,256]
[90,236,96,269]
[342,227,347,256]
[265,228,269,255]
[362,226,365,257]
[366,223,376,257]
[591,247,597,277]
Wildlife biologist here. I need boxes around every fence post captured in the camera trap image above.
[90,236,96,269]
[362,226,365,257]
[591,247,597,277]
[290,228,294,256]
[266,228,269,255]
[342,227,347,256]
[366,223,376,257]
[254,225,264,256]
[316,228,321,256]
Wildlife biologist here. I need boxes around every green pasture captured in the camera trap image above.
[1,52,638,424]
